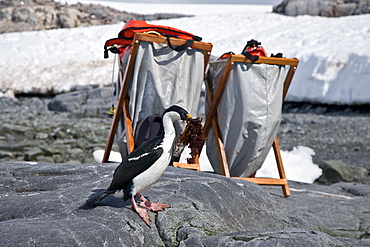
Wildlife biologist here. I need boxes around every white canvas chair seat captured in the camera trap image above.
[206,60,285,177]
[103,33,212,170]
[203,55,299,197]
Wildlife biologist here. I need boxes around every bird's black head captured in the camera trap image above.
[162,105,192,121]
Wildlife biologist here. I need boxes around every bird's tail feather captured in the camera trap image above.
[81,190,113,208]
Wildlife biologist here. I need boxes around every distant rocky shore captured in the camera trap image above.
[273,0,370,17]
[2,0,370,34]
[3,0,370,36]
[0,0,190,34]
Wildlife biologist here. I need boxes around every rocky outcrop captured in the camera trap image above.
[273,0,370,17]
[0,161,369,246]
[0,0,189,34]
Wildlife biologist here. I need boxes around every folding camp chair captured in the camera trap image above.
[102,33,213,171]
[203,54,299,197]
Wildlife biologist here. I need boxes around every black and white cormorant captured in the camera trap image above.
[82,105,192,226]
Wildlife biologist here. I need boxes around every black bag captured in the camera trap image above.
[134,115,164,149]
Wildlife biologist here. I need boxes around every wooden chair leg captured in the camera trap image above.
[102,62,125,163]
[214,127,230,177]
[282,64,298,101]
[123,98,135,154]
[203,56,233,138]
[173,162,201,171]
[272,137,290,197]
[102,40,141,162]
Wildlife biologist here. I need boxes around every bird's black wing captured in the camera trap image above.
[107,136,164,191]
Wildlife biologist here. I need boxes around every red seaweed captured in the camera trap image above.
[177,118,206,164]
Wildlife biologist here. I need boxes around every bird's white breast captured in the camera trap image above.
[131,143,172,195]
[130,112,179,196]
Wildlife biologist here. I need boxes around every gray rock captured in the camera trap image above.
[23,147,44,161]
[317,160,370,184]
[355,1,370,14]
[0,150,13,159]
[273,0,370,17]
[335,2,358,16]
[11,7,31,23]
[57,8,81,28]
[0,162,369,246]
[201,229,345,247]
[318,160,354,183]
[331,182,370,197]
[347,184,370,196]
[0,123,32,136]
[48,86,113,117]
[48,91,87,112]
[35,155,54,163]
[350,165,369,181]
[35,132,49,140]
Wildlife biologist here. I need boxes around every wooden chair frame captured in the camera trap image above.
[102,33,213,172]
[203,55,299,197]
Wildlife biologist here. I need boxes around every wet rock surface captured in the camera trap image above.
[0,162,369,246]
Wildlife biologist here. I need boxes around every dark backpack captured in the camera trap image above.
[218,39,269,62]
[134,115,164,149]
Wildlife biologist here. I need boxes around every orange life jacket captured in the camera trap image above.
[104,20,202,58]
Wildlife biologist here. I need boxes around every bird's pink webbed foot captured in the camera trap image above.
[130,196,151,227]
[136,193,171,212]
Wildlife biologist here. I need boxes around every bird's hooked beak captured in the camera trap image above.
[182,113,192,121]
